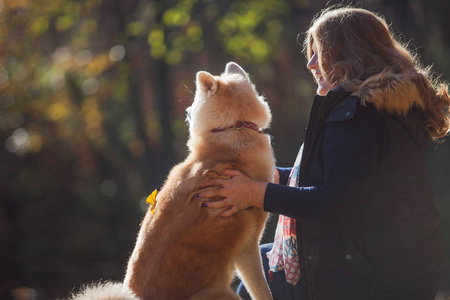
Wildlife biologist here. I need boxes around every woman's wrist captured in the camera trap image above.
[253,181,269,210]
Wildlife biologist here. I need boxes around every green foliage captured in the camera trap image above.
[216,0,288,62]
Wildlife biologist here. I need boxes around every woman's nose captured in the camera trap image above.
[307,53,318,70]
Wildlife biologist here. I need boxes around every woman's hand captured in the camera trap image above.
[197,169,269,217]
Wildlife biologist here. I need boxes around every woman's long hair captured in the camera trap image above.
[304,6,450,140]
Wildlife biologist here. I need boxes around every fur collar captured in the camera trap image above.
[354,70,424,116]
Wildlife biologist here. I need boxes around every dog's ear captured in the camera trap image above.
[225,62,249,80]
[196,71,217,95]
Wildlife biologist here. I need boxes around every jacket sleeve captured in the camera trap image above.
[264,105,389,222]
[276,167,292,186]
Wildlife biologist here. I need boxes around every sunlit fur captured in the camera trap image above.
[69,282,138,300]
[69,63,274,300]
[304,5,450,140]
[123,62,275,300]
[188,71,271,147]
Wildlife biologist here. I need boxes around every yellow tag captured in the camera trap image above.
[146,189,158,214]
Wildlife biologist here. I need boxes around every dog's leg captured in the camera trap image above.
[235,243,272,300]
[190,287,241,300]
[234,235,272,300]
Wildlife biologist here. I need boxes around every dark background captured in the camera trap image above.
[1,0,449,299]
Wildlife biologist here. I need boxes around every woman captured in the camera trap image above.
[198,6,449,300]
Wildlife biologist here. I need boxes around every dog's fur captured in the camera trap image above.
[70,62,275,300]
[68,282,139,300]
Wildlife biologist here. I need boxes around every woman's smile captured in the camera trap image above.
[306,45,334,96]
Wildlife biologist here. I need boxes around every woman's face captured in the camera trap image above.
[307,41,334,96]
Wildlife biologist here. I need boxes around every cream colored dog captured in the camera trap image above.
[70,62,274,300]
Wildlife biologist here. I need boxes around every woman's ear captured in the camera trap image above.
[196,71,217,95]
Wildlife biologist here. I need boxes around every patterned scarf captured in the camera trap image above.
[266,87,351,286]
[267,144,303,285]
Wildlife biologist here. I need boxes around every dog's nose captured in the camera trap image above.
[185,107,191,122]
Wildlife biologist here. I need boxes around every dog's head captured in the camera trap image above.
[186,62,271,141]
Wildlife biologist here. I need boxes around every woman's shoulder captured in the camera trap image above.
[325,96,359,123]
[325,95,391,151]
[326,95,384,125]
[326,93,431,151]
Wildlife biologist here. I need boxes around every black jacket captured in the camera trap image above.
[264,86,443,299]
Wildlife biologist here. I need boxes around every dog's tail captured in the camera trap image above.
[69,281,139,300]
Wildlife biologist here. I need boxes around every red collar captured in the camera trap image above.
[211,121,262,133]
